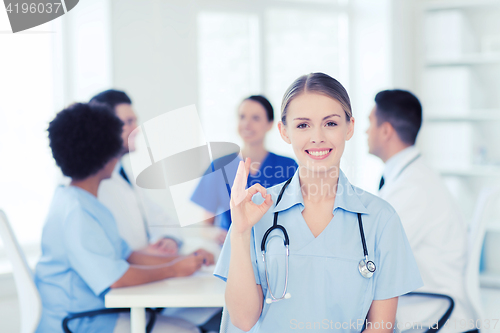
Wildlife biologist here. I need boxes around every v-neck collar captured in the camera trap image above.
[256,168,370,253]
[272,168,369,215]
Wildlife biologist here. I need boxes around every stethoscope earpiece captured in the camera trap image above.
[266,292,291,304]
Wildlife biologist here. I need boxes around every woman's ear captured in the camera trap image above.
[346,117,355,141]
[278,121,291,144]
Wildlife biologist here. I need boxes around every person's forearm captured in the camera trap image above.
[127,251,179,265]
[226,231,263,331]
[110,263,177,288]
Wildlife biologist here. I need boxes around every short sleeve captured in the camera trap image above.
[373,212,424,300]
[190,164,220,214]
[63,209,130,296]
[213,225,261,286]
[120,238,133,260]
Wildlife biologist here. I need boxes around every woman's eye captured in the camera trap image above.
[326,121,337,127]
[297,123,308,129]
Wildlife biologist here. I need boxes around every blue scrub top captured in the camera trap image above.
[214,169,423,332]
[191,152,298,230]
[35,186,132,333]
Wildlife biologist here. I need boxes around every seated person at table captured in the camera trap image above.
[35,102,213,333]
[366,90,476,333]
[91,89,222,330]
[191,95,297,242]
[91,90,182,255]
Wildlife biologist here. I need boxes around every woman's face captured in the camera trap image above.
[237,99,273,145]
[278,92,354,174]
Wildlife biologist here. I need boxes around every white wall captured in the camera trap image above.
[110,0,200,219]
[345,0,393,192]
[111,0,198,119]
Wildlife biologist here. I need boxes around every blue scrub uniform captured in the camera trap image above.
[214,169,423,332]
[191,152,297,230]
[35,186,132,333]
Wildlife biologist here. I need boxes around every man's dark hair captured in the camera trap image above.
[374,89,422,145]
[245,95,274,122]
[48,103,124,180]
[89,89,132,112]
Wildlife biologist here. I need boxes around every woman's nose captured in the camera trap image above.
[310,128,326,143]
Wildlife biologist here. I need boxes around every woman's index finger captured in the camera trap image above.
[233,160,247,192]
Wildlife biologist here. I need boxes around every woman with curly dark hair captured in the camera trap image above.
[34,103,210,333]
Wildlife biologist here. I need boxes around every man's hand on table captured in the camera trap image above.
[144,238,179,255]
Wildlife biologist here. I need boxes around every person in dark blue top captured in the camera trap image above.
[191,95,298,234]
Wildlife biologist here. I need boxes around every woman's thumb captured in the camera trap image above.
[263,194,273,208]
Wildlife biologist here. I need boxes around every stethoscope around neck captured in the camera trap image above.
[260,176,376,304]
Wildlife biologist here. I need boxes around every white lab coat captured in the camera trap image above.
[98,163,219,326]
[379,146,475,333]
[98,162,182,251]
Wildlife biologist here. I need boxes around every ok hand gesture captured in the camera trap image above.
[230,158,273,235]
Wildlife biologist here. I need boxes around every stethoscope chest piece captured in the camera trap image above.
[358,257,376,279]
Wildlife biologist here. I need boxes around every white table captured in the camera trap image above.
[105,267,225,333]
[105,233,226,333]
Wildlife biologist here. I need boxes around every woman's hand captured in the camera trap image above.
[171,255,205,277]
[230,158,273,236]
[169,249,213,278]
[146,238,179,255]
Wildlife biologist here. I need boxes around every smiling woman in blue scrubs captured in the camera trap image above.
[35,103,210,333]
[191,95,297,233]
[214,73,424,332]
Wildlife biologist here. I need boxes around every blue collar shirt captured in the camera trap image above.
[214,168,423,332]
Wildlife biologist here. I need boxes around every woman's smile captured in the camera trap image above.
[305,148,333,160]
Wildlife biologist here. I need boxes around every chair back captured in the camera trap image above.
[0,210,42,333]
[219,306,229,333]
[465,186,500,323]
[397,292,454,333]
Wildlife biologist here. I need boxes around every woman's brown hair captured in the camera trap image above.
[281,72,352,125]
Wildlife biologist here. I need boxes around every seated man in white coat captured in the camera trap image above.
[90,90,222,332]
[90,90,182,255]
[366,89,477,333]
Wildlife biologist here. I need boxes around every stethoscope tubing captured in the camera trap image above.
[259,175,376,303]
